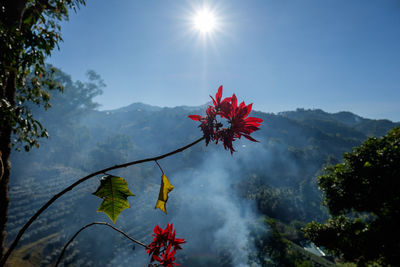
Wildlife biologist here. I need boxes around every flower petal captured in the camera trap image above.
[243,134,259,142]
[231,94,237,109]
[215,85,223,103]
[245,117,263,124]
[243,103,252,118]
[188,115,202,121]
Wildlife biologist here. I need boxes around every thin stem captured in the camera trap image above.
[155,160,164,175]
[0,151,3,182]
[0,136,204,266]
[55,222,148,267]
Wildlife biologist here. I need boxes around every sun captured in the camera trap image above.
[193,8,217,34]
[185,4,225,45]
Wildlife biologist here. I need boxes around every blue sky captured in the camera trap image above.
[49,0,400,121]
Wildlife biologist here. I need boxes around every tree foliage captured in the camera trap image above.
[304,127,400,266]
[32,68,104,125]
[1,0,85,150]
[0,0,85,258]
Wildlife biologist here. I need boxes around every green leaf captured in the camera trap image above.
[363,161,371,167]
[93,175,134,223]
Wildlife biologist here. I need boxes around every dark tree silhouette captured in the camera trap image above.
[304,127,400,266]
[0,0,85,258]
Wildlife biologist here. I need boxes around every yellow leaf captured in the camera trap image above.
[155,174,174,214]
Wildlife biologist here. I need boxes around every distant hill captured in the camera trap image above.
[108,102,163,113]
[279,108,399,137]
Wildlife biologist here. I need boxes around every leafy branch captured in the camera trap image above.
[0,136,204,266]
[55,222,148,267]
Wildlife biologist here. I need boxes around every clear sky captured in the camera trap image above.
[49,0,400,121]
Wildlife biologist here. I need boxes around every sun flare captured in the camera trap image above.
[193,9,217,33]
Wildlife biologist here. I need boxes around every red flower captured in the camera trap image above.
[146,224,185,267]
[189,86,263,153]
[160,244,179,267]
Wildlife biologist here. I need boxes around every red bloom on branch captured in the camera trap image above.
[160,244,179,267]
[146,224,185,267]
[189,86,263,153]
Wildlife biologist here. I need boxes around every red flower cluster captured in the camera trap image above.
[146,223,185,267]
[189,86,263,153]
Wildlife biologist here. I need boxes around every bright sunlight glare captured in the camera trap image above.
[193,9,216,33]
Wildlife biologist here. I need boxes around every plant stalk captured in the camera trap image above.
[55,222,148,267]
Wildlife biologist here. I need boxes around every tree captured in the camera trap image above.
[31,68,104,126]
[10,66,104,171]
[304,127,400,266]
[0,0,85,258]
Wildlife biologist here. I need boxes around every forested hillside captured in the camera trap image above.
[7,69,399,266]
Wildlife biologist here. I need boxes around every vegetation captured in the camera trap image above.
[304,127,400,266]
[4,77,267,266]
[2,5,399,263]
[0,0,85,258]
[4,66,398,265]
[2,2,400,266]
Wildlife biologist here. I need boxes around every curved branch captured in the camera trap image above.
[0,136,204,266]
[55,222,148,267]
